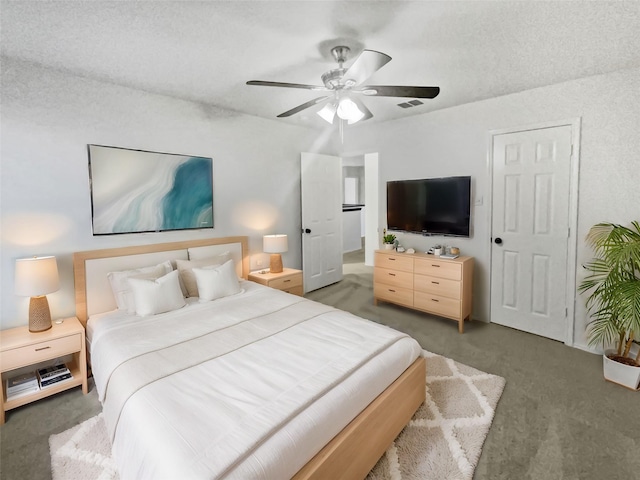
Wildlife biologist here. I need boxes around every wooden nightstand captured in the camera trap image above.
[0,316,88,424]
[249,268,304,296]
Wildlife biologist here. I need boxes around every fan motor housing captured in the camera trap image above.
[322,68,347,89]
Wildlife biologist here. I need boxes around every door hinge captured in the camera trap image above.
[565,307,568,318]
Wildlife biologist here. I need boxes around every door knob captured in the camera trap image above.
[303,228,311,234]
[494,237,503,245]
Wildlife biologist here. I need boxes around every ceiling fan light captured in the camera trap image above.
[317,103,337,124]
[337,97,363,122]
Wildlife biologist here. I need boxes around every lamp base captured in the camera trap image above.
[29,296,52,332]
[269,254,283,274]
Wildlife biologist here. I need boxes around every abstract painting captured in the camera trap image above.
[88,145,213,235]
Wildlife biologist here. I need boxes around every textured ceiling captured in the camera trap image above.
[2,1,640,128]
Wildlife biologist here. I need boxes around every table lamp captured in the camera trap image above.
[15,256,60,332]
[263,234,288,274]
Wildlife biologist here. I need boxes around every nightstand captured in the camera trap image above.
[0,316,88,424]
[248,268,304,296]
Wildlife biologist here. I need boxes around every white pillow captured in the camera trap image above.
[193,260,241,302]
[107,261,173,314]
[127,270,186,316]
[176,252,231,297]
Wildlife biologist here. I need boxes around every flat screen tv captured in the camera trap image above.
[387,176,471,237]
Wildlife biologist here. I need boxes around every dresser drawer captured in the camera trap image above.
[414,258,461,280]
[414,292,461,319]
[374,267,413,290]
[414,274,461,299]
[1,333,81,372]
[374,284,414,308]
[374,252,414,273]
[269,273,303,291]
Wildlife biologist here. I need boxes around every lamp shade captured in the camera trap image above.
[15,256,60,297]
[263,234,288,254]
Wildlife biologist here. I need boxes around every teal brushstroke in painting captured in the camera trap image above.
[162,157,213,229]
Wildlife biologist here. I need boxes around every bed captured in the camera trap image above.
[73,236,426,479]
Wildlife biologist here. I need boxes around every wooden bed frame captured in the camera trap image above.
[73,235,426,480]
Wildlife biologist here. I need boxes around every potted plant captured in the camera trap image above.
[578,221,640,391]
[383,233,396,250]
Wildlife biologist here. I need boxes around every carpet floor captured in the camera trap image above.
[49,350,505,480]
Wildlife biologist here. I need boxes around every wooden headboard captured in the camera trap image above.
[73,236,250,328]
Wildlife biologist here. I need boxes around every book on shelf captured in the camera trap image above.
[39,372,73,388]
[37,364,70,381]
[6,371,40,399]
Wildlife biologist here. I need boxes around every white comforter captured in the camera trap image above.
[89,281,421,480]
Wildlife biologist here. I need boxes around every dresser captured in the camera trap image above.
[374,250,474,333]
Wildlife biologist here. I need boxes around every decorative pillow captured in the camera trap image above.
[107,261,173,314]
[127,270,186,316]
[176,252,231,297]
[193,260,241,302]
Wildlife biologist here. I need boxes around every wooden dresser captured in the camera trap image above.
[374,250,474,333]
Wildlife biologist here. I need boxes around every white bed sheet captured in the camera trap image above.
[88,281,421,480]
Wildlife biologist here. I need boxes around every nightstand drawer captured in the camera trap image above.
[282,285,304,296]
[0,333,81,372]
[270,273,303,291]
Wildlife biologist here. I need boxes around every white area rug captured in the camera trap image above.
[49,350,505,480]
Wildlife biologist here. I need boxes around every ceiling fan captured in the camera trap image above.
[247,46,440,124]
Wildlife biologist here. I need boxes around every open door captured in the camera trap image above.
[301,152,343,292]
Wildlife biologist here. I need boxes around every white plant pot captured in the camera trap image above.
[383,243,395,250]
[603,349,640,391]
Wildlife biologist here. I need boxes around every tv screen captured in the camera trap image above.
[387,176,471,237]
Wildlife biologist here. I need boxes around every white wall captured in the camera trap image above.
[343,67,640,351]
[0,58,336,329]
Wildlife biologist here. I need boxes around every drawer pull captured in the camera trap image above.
[431,281,440,285]
[432,264,440,267]
[388,258,396,261]
[35,346,51,352]
[389,273,396,276]
[431,299,439,302]
[388,289,396,293]
[284,279,291,283]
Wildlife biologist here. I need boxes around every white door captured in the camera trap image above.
[490,125,573,341]
[301,152,343,292]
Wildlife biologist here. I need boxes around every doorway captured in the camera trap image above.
[489,120,580,343]
[341,153,379,271]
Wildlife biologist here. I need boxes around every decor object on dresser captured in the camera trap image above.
[382,232,396,250]
[0,316,88,424]
[578,221,640,391]
[14,255,60,332]
[88,144,213,235]
[374,250,474,333]
[249,268,304,296]
[263,234,288,273]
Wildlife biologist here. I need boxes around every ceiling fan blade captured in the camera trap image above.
[342,50,392,86]
[355,85,440,98]
[277,96,330,118]
[247,80,328,91]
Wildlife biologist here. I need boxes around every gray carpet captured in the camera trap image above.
[2,250,639,479]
